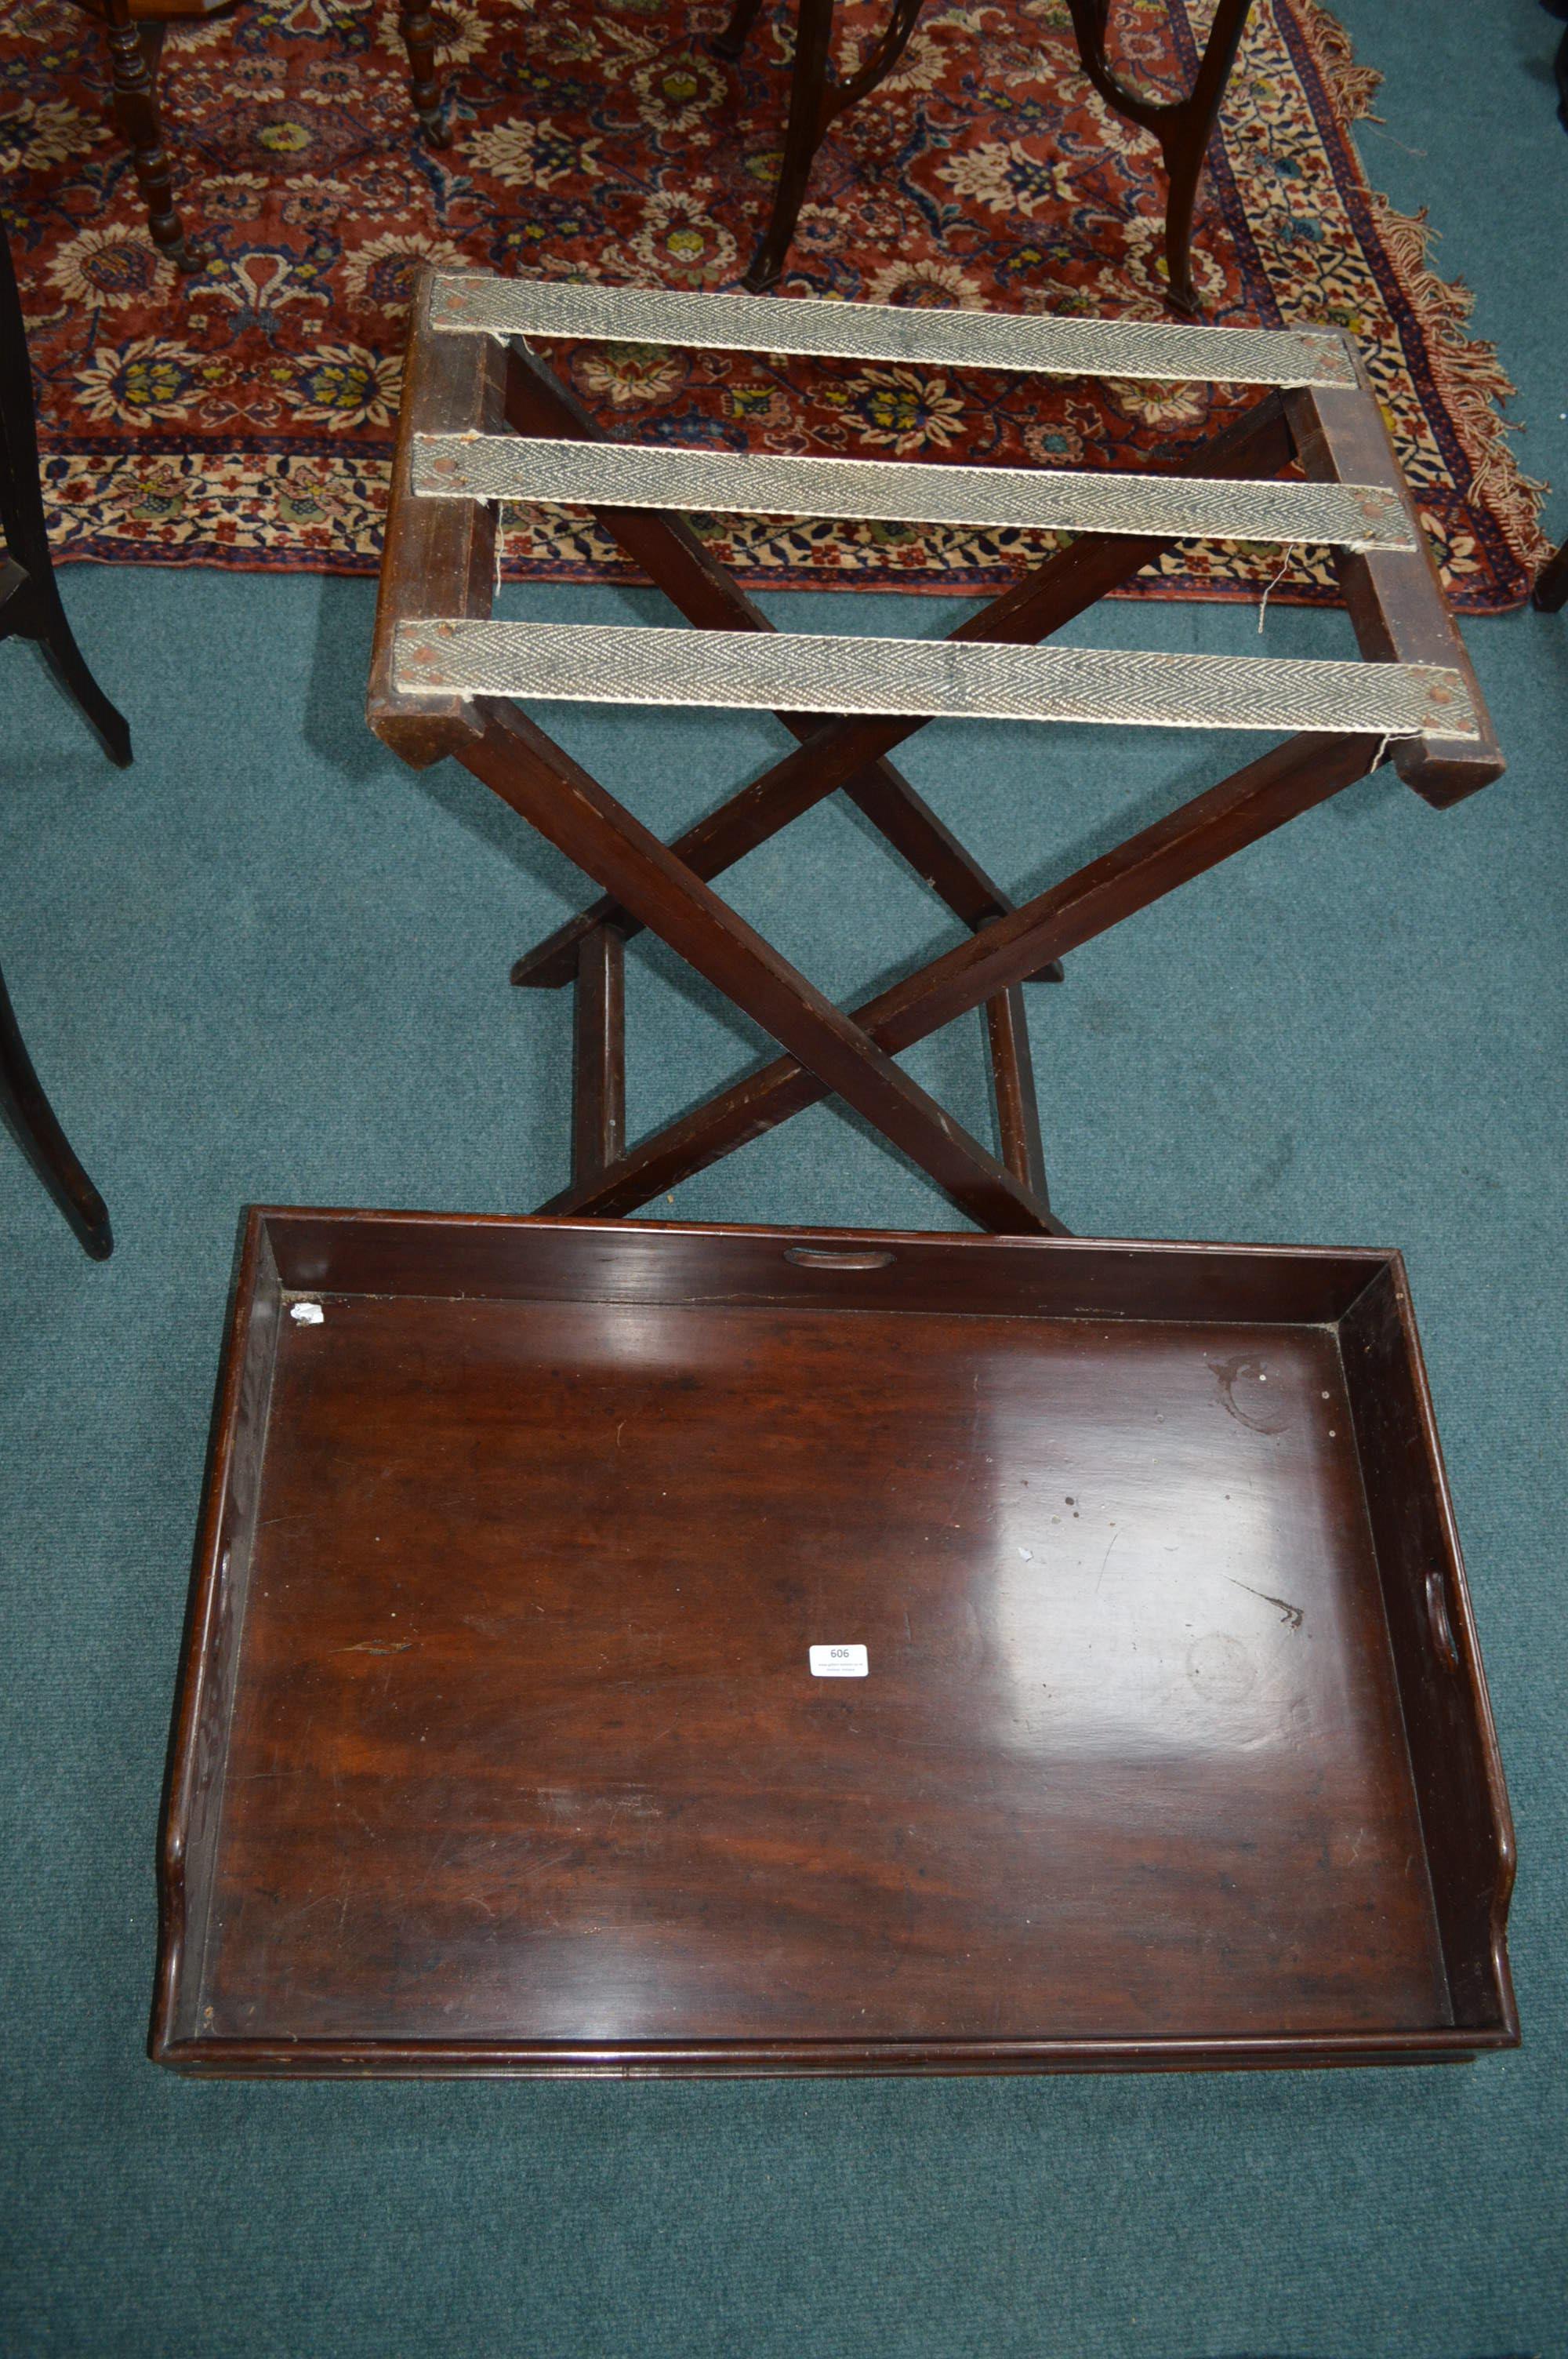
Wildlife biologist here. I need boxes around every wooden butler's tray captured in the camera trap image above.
[153,1212,1517,2077]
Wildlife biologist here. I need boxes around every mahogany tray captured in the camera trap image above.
[152,1211,1517,2078]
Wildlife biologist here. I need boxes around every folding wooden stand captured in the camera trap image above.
[368,272,1501,1235]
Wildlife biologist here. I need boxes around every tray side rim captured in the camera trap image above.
[152,2022,1519,2078]
[247,1205,1399,1325]
[1340,1252,1519,2041]
[151,1208,281,2064]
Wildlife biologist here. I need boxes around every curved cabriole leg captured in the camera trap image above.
[397,0,451,146]
[0,237,134,763]
[1065,0,1254,317]
[30,580,134,767]
[1157,0,1253,316]
[0,963,113,1260]
[103,7,195,274]
[742,0,837,293]
[1158,120,1207,318]
[712,0,768,64]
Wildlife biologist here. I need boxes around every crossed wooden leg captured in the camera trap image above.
[487,718,1379,1224]
[492,353,1296,1224]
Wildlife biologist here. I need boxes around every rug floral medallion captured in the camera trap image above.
[0,0,1548,604]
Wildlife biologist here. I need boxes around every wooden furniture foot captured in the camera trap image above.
[2,231,132,762]
[0,963,113,1259]
[397,0,451,145]
[1533,538,1568,613]
[0,559,132,766]
[729,0,926,292]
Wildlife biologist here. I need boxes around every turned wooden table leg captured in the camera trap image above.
[0,961,113,1260]
[102,3,195,272]
[397,0,450,146]
[742,0,836,293]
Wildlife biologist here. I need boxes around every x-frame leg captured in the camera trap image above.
[464,698,1066,1235]
[535,727,1382,1219]
[502,335,1100,1214]
[494,341,1295,1224]
[502,340,1067,988]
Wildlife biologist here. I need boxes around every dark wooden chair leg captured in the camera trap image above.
[711,0,768,64]
[2,224,125,1255]
[396,0,450,146]
[742,0,837,293]
[1534,538,1568,613]
[0,563,132,767]
[0,232,133,765]
[1157,117,1210,321]
[0,961,113,1259]
[1066,0,1254,316]
[1156,0,1252,316]
[102,3,197,272]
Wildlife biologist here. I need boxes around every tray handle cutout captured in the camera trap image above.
[783,1246,897,1272]
[1425,1567,1461,1673]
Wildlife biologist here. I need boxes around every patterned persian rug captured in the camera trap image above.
[0,0,1548,605]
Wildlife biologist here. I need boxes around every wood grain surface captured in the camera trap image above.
[153,1213,1517,2076]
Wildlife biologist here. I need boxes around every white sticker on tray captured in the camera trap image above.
[809,1644,868,1677]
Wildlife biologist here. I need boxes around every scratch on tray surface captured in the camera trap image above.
[1228,1578,1305,1631]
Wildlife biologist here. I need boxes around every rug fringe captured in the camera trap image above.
[1290,0,1552,581]
[1289,0,1385,125]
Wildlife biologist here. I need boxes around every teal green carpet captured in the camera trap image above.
[2,2,1566,2350]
